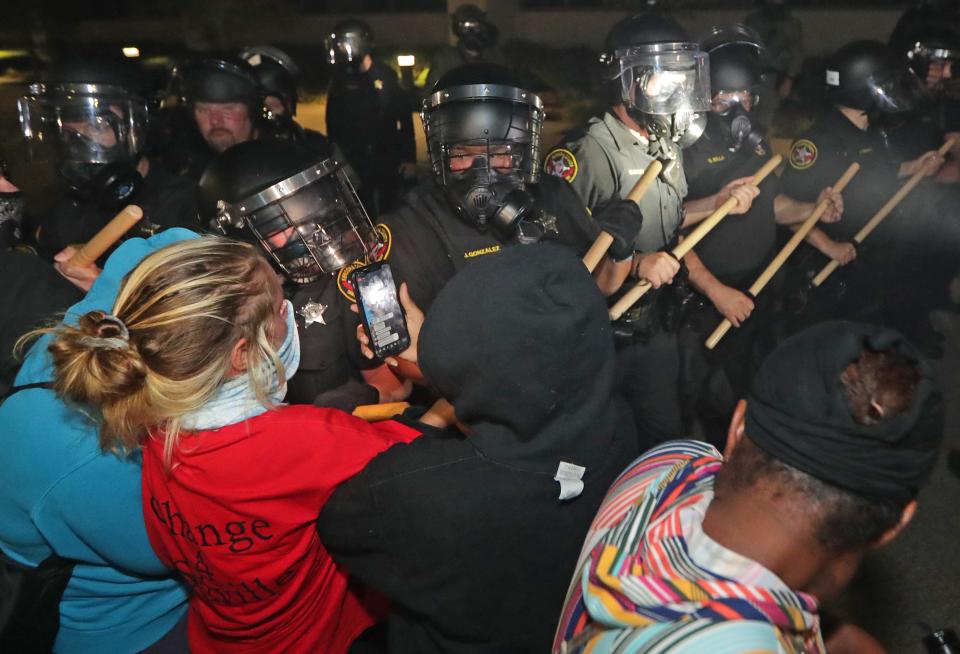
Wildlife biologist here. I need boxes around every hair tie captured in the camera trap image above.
[79,313,131,351]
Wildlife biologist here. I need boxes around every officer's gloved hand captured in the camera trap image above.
[593,199,643,261]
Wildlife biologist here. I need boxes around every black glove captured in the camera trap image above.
[313,379,379,413]
[593,199,643,261]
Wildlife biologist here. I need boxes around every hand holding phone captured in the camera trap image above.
[351,262,412,360]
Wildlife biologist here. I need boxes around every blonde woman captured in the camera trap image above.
[38,236,420,653]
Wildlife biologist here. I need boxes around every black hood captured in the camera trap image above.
[418,244,619,469]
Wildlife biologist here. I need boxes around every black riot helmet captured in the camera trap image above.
[325,20,374,73]
[200,139,379,284]
[701,25,768,154]
[452,4,499,56]
[903,25,960,83]
[601,13,710,154]
[239,45,300,117]
[826,40,929,120]
[422,63,546,239]
[18,57,148,208]
[183,57,262,116]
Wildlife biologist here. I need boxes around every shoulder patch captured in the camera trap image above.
[789,139,818,170]
[336,223,392,302]
[544,148,578,182]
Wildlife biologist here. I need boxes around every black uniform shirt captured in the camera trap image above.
[32,160,200,262]
[379,175,598,311]
[684,132,780,286]
[326,61,416,182]
[780,108,900,242]
[285,275,369,404]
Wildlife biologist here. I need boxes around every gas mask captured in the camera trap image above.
[422,75,546,240]
[19,83,148,209]
[706,102,767,154]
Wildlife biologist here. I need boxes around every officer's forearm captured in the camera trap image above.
[773,194,813,225]
[593,256,632,296]
[802,226,836,256]
[681,196,719,227]
[684,250,724,300]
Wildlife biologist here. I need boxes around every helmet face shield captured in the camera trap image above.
[616,45,710,115]
[422,83,544,229]
[711,88,759,114]
[18,83,147,166]
[866,68,929,114]
[220,160,379,283]
[423,84,543,186]
[325,33,367,66]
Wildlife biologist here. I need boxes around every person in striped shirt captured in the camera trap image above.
[554,320,943,654]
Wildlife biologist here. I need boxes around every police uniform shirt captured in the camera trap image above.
[780,108,900,242]
[684,132,780,286]
[285,276,366,404]
[544,111,686,252]
[374,175,597,312]
[31,161,201,262]
[325,61,416,183]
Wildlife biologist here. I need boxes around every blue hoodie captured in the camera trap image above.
[0,230,195,653]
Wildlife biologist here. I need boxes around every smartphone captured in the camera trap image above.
[351,262,411,359]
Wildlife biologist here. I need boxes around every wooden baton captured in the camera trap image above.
[705,162,861,350]
[68,205,144,268]
[352,402,411,422]
[609,154,783,321]
[811,138,955,288]
[582,160,663,273]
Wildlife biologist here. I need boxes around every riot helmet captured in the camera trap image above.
[601,13,710,154]
[200,139,378,284]
[903,25,960,83]
[183,57,261,112]
[239,45,301,117]
[701,25,768,153]
[183,58,262,153]
[452,4,499,57]
[422,63,545,239]
[826,41,929,122]
[325,20,373,73]
[17,57,148,208]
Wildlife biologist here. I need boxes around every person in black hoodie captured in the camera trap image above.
[317,243,640,654]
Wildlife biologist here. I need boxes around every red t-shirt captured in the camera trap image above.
[141,405,420,654]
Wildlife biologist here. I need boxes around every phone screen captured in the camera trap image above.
[354,263,410,358]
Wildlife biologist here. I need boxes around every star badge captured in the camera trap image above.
[298,299,327,327]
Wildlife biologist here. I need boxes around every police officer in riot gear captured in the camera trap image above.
[325,19,417,215]
[16,57,200,262]
[781,40,952,351]
[424,4,505,92]
[153,57,264,181]
[199,139,406,408]
[365,62,638,320]
[546,14,757,443]
[680,26,849,438]
[2,58,198,390]
[886,25,960,166]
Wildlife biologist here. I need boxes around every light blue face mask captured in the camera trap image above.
[180,299,301,431]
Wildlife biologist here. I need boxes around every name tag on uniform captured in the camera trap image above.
[627,168,644,175]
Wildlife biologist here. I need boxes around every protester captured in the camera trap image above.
[554,321,943,653]
[36,236,421,653]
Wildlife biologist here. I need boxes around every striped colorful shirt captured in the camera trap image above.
[553,440,825,654]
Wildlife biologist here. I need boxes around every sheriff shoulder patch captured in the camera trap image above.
[337,223,393,302]
[789,139,818,170]
[544,148,578,182]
